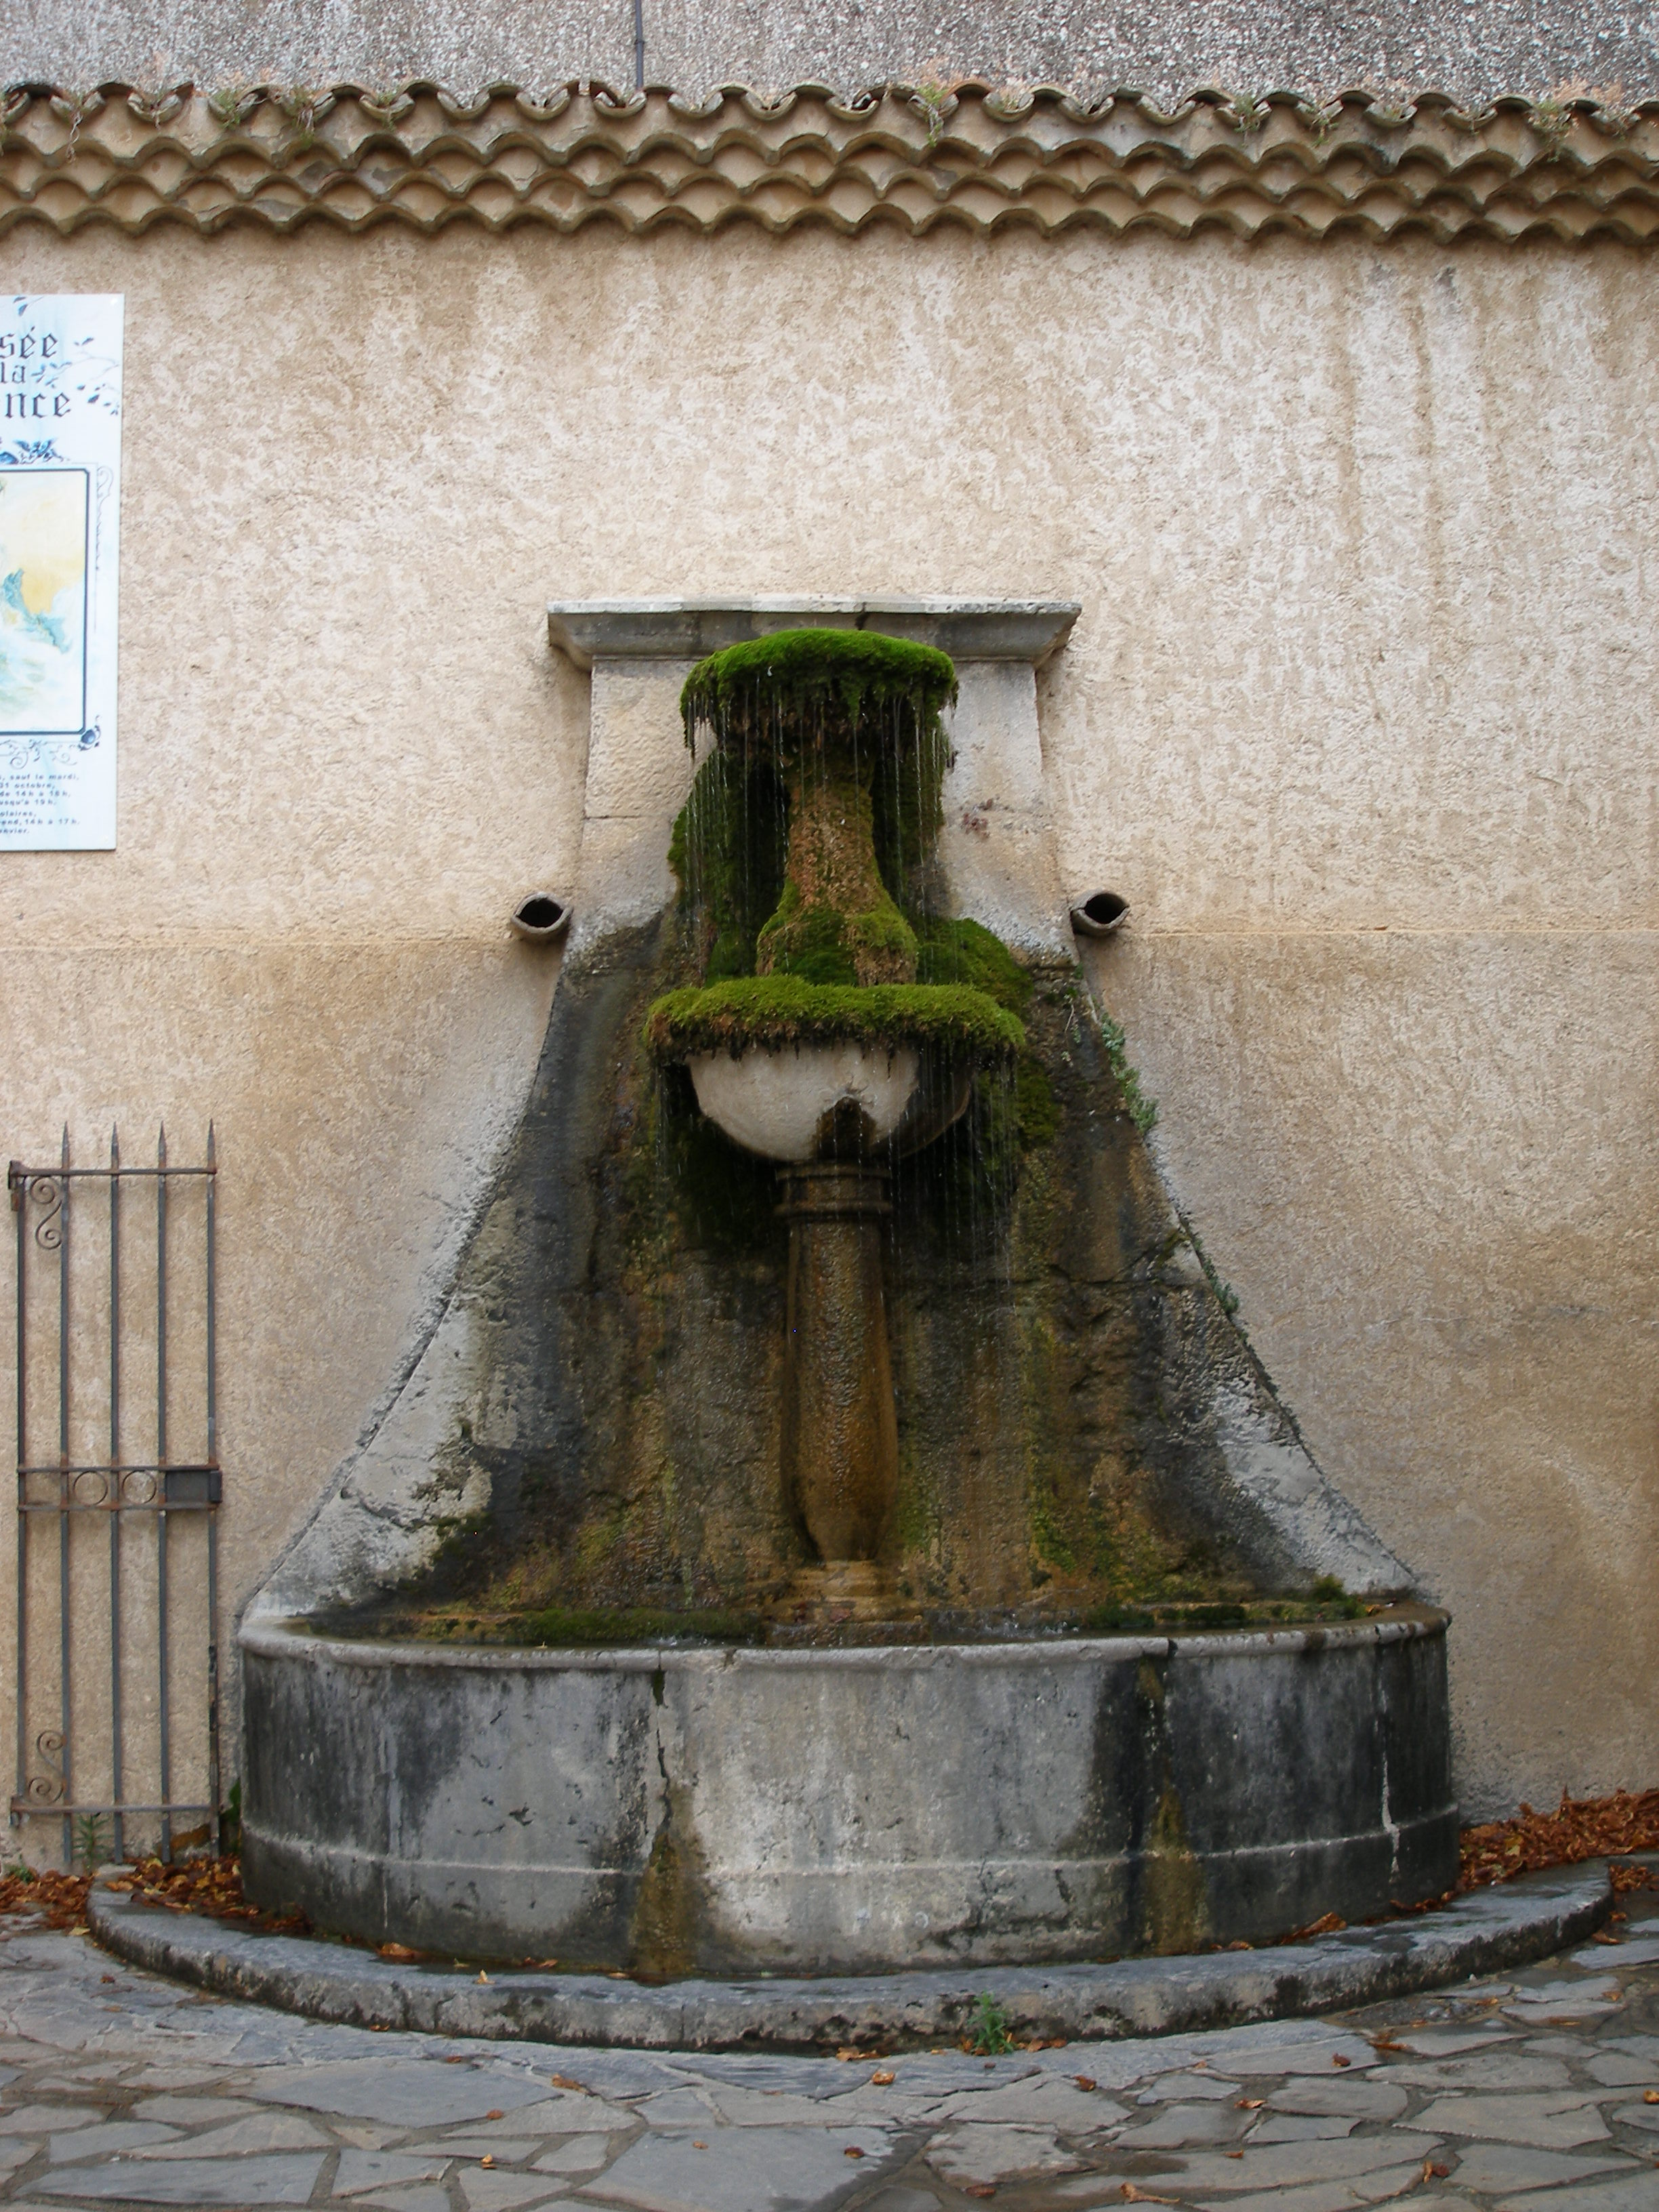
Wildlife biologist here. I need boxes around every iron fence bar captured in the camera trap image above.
[56,1128,70,1866]
[16,1168,212,1181]
[20,1500,216,1515]
[108,1124,123,1864]
[205,1122,219,1854]
[7,1799,210,1820]
[20,1462,218,1477]
[12,1159,25,1834]
[156,1123,170,1864]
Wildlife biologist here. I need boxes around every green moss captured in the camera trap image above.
[651,1065,785,1255]
[1014,1057,1060,1148]
[643,977,1025,1062]
[751,884,922,989]
[1029,1491,1078,1574]
[424,1605,766,1650]
[680,628,957,750]
[1097,1008,1160,1134]
[914,916,1032,1014]
[679,632,956,937]
[668,747,787,983]
[1073,1595,1366,1634]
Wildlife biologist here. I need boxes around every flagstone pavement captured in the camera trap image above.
[0,1882,1655,2212]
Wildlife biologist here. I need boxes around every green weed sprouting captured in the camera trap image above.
[1179,1220,1242,1319]
[73,1812,109,1875]
[1096,1010,1159,1134]
[968,1991,1015,2055]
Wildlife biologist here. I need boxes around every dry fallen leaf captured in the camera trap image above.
[964,2188,995,2201]
[379,1942,420,1961]
[1644,2091,1659,2105]
[550,2074,588,2093]
[1332,2054,1352,2068]
[485,2110,504,2121]
[1423,2161,1450,2180]
[871,2070,895,2087]
[1119,2188,1179,2206]
[1226,2150,1245,2160]
[691,2140,707,2150]
[844,2146,865,2160]
[1235,2097,1264,2110]
[479,2156,495,2169]
[1075,2076,1098,2092]
[836,2047,860,2062]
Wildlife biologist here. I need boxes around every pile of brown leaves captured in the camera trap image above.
[0,1866,92,1929]
[104,1855,310,1933]
[0,1856,310,1937]
[1460,1788,1659,1893]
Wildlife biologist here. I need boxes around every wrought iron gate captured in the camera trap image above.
[8,1128,221,1866]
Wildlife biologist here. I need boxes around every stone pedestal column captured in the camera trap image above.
[777,1163,897,1563]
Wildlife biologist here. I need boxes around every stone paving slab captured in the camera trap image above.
[87,1866,1614,2054]
[33,2152,327,2201]
[0,1864,1654,2212]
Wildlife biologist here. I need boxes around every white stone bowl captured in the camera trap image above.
[687,1041,921,1162]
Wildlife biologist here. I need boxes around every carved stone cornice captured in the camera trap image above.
[1,80,1656,243]
[545,598,1081,668]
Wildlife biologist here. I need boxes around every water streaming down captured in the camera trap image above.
[331,627,1387,1652]
[647,632,1020,1620]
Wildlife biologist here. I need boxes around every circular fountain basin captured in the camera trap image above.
[240,1609,1457,1976]
[687,1040,920,1162]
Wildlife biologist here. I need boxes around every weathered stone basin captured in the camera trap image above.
[241,1607,1456,1975]
[687,1040,921,1161]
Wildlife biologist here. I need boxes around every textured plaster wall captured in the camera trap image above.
[10,0,1657,104]
[0,217,1654,1826]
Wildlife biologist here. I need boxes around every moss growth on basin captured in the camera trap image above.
[675,630,958,993]
[680,627,957,754]
[643,975,1024,1063]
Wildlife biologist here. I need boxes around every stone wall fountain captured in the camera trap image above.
[240,600,1456,1982]
[651,631,1023,1619]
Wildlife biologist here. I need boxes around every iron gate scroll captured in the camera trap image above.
[8,1128,221,1866]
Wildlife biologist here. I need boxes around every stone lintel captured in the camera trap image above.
[546,598,1081,670]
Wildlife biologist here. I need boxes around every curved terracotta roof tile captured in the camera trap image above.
[1,81,1656,243]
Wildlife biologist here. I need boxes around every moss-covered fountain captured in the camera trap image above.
[241,602,1456,1980]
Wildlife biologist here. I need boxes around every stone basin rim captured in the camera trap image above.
[240,1603,1445,1672]
[86,1861,1609,2055]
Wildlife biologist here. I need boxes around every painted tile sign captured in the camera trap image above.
[0,295,122,849]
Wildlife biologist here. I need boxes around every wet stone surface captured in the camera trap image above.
[0,1881,1656,2212]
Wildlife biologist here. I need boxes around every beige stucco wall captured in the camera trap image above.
[0,216,1654,1838]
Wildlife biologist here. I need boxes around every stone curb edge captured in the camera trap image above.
[86,1862,1612,2053]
